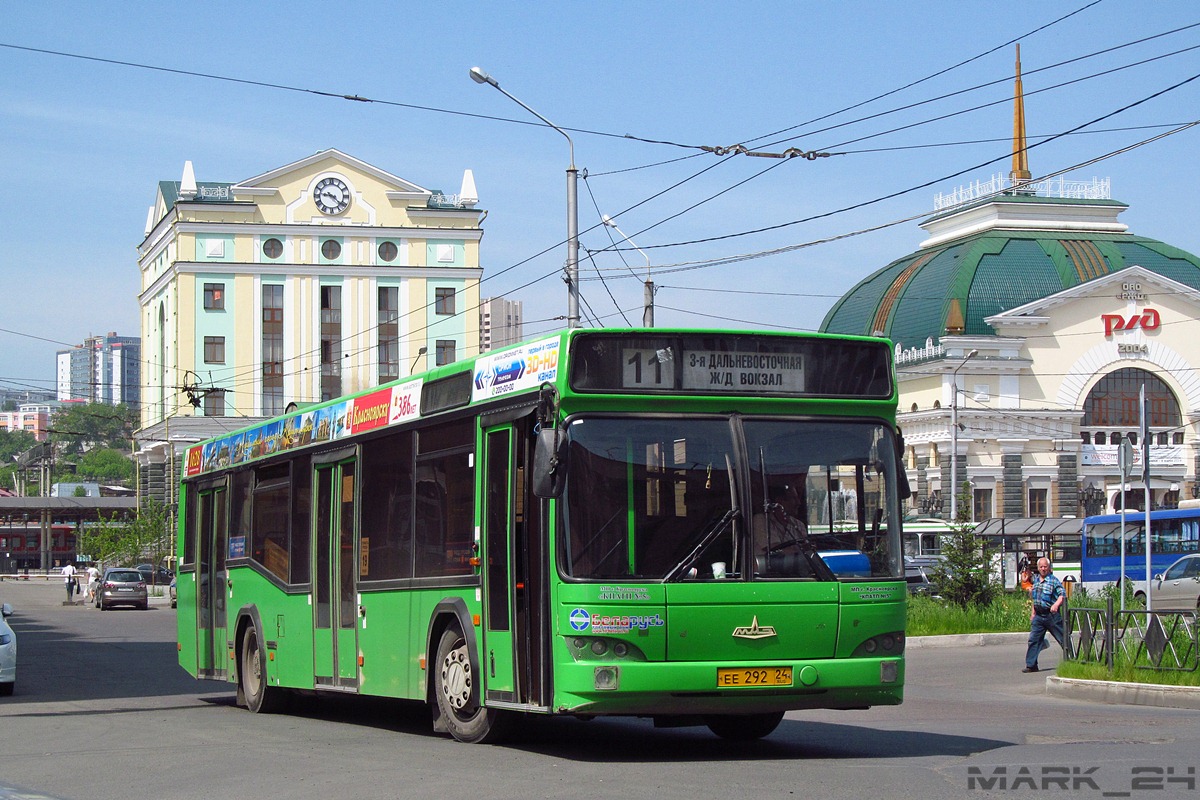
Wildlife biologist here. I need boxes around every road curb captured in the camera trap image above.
[907,632,1029,648]
[1047,675,1200,710]
[908,633,1200,710]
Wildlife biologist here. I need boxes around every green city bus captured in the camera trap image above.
[176,328,908,742]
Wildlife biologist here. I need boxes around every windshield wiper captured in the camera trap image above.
[663,507,739,583]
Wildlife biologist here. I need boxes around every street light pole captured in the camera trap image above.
[409,346,427,376]
[601,215,654,327]
[950,349,978,522]
[470,67,579,329]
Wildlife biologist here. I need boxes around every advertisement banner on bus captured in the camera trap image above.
[349,387,393,435]
[184,379,426,478]
[389,379,422,424]
[472,337,559,401]
[185,445,203,477]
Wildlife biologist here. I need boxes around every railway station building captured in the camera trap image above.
[821,59,1200,522]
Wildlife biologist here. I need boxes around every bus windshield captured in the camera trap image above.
[561,415,901,582]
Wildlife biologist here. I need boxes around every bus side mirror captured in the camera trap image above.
[532,427,565,499]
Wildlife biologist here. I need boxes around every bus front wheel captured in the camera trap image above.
[705,711,785,740]
[433,626,509,743]
[241,624,286,714]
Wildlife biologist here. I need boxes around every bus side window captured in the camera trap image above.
[415,478,448,576]
[361,432,414,581]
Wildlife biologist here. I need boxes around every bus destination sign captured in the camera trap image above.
[683,349,806,393]
[621,347,806,393]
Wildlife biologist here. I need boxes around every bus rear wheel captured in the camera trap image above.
[433,626,509,743]
[705,711,785,740]
[241,624,286,714]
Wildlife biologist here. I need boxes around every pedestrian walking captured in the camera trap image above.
[1023,557,1065,673]
[61,562,78,605]
[86,564,101,603]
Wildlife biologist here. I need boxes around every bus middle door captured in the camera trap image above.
[313,454,359,690]
[482,426,518,703]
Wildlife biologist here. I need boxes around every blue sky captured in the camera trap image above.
[2,1,1198,397]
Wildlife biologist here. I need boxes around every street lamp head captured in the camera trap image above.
[469,67,497,87]
[601,214,616,227]
[466,66,578,327]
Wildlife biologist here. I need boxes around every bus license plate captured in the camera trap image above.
[716,667,793,687]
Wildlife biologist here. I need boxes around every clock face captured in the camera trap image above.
[314,177,351,215]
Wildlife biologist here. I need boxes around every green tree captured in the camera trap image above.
[929,481,999,608]
[80,512,137,566]
[50,403,135,456]
[80,500,171,568]
[76,447,135,484]
[133,499,173,569]
[0,429,37,490]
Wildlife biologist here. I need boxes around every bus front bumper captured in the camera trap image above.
[551,656,904,716]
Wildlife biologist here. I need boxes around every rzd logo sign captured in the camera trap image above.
[1101,308,1159,337]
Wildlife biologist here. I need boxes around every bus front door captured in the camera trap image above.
[313,457,359,690]
[481,422,549,709]
[196,485,228,679]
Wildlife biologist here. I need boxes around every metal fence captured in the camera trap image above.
[1066,599,1199,673]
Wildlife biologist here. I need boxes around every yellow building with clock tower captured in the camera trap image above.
[135,149,483,488]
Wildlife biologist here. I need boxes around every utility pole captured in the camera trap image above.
[949,349,978,521]
[471,67,580,328]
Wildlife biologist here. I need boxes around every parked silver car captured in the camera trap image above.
[0,603,15,696]
[904,557,934,596]
[95,568,148,611]
[1147,554,1200,611]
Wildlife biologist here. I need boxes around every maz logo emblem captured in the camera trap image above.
[732,616,777,639]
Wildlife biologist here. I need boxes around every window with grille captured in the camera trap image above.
[435,339,456,366]
[379,287,399,383]
[1028,488,1048,518]
[203,336,225,364]
[321,286,342,400]
[262,284,284,415]
[203,283,225,311]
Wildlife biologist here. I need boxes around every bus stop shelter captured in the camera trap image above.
[973,517,1084,586]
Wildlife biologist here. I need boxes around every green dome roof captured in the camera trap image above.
[820,195,1200,350]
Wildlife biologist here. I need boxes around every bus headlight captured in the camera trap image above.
[568,637,646,662]
[851,631,905,658]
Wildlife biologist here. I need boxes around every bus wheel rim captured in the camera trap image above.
[245,637,261,695]
[441,643,472,711]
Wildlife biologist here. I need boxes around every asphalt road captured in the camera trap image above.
[1,580,1198,800]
